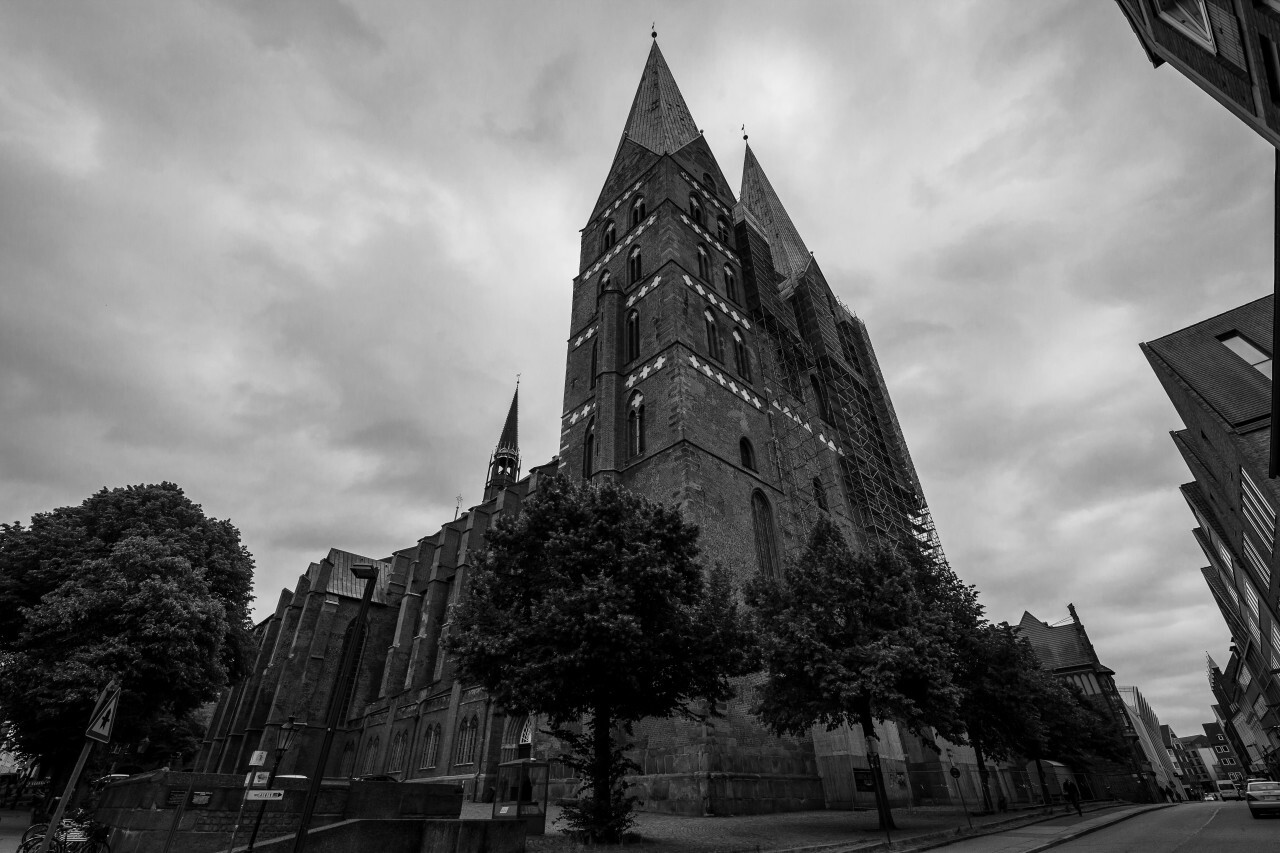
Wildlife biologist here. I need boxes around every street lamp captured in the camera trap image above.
[292,563,380,853]
[246,716,300,853]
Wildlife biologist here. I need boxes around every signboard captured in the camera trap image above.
[85,682,121,744]
[165,789,187,808]
[249,751,267,767]
[853,770,877,793]
[251,771,270,787]
[189,791,213,808]
[949,767,961,779]
[246,790,284,801]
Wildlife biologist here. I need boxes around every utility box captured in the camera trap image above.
[491,759,548,835]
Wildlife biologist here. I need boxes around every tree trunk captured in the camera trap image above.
[1034,757,1053,812]
[973,739,992,813]
[857,701,896,831]
[590,702,614,841]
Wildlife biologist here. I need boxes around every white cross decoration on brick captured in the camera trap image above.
[653,355,666,370]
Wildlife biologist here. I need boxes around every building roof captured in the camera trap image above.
[1143,295,1272,428]
[739,142,812,283]
[1017,610,1099,672]
[307,548,393,605]
[621,40,701,156]
[496,385,519,457]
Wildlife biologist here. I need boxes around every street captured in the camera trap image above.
[936,801,1276,853]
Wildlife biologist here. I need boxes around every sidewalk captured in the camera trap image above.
[514,801,1172,853]
[1,807,33,853]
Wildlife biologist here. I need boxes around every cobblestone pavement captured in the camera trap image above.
[466,801,1141,853]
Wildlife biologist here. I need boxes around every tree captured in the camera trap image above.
[954,622,1046,811]
[0,483,254,783]
[448,476,756,842]
[746,517,981,830]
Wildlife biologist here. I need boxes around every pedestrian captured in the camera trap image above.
[1062,779,1082,816]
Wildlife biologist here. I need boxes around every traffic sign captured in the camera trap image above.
[246,790,284,801]
[85,682,121,744]
[249,750,267,767]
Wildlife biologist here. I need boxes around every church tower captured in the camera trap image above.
[484,384,520,501]
[558,37,949,814]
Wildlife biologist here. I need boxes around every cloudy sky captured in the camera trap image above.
[1,1,1271,738]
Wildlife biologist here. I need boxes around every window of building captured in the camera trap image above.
[732,328,752,382]
[751,490,780,577]
[810,374,832,423]
[583,419,595,479]
[628,392,645,458]
[740,437,757,471]
[1154,0,1215,51]
[628,246,642,284]
[589,340,597,390]
[724,266,738,303]
[362,737,382,776]
[455,716,479,765]
[1222,757,1237,765]
[716,216,730,244]
[1215,745,1230,754]
[625,309,640,362]
[1241,467,1276,551]
[813,477,828,512]
[689,194,704,226]
[697,245,710,280]
[387,730,407,774]
[603,220,616,251]
[1261,34,1280,108]
[631,197,646,227]
[1218,332,1272,378]
[705,310,723,362]
[702,171,715,190]
[420,725,440,769]
[1243,535,1271,588]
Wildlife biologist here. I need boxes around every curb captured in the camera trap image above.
[902,802,1174,853]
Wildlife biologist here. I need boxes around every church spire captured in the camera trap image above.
[740,143,812,282]
[621,40,701,155]
[484,383,520,500]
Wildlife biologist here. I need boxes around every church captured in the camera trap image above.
[197,37,950,816]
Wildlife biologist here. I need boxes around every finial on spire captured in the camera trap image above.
[651,22,657,39]
[742,124,748,141]
[516,372,521,389]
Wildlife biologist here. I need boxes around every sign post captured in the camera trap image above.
[37,679,120,853]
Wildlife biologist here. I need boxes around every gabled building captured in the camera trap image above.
[199,39,953,815]
[1142,296,1280,777]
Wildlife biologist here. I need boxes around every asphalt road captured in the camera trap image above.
[1048,800,1279,852]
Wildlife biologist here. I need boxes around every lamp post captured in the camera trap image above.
[292,563,379,853]
[246,716,299,853]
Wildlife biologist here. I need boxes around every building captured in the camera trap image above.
[198,39,951,815]
[1170,729,1215,797]
[1142,296,1280,777]
[1016,607,1154,800]
[1117,686,1181,795]
[1204,719,1249,784]
[1112,0,1280,148]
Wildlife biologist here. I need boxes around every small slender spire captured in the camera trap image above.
[621,40,700,155]
[485,383,521,499]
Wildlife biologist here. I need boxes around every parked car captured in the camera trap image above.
[1246,781,1280,819]
[1203,793,1218,801]
[1215,780,1242,801]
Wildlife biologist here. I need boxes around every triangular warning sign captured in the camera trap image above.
[85,683,121,744]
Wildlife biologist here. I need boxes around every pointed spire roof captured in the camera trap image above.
[621,41,701,155]
[496,384,519,456]
[740,143,812,280]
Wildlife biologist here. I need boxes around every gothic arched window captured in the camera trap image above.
[628,246,642,284]
[716,215,730,243]
[603,220,616,251]
[362,737,382,776]
[724,266,738,303]
[625,309,640,362]
[627,392,646,458]
[631,197,646,227]
[732,328,752,382]
[810,374,832,423]
[583,419,595,479]
[689,194,704,226]
[589,340,597,389]
[420,725,440,769]
[813,477,829,512]
[697,245,710,280]
[704,310,723,362]
[740,437,757,471]
[454,716,478,766]
[751,490,780,577]
[387,730,406,774]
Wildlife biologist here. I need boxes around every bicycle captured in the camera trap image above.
[18,814,111,853]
